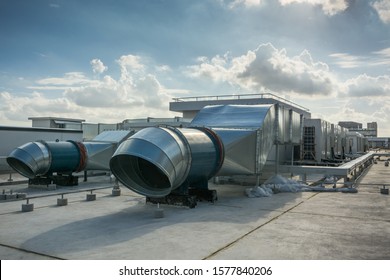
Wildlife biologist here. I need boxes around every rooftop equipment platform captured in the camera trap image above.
[285,152,375,183]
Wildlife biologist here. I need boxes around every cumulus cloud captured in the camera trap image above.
[64,56,171,110]
[372,0,390,24]
[223,0,264,8]
[185,44,390,135]
[0,54,177,124]
[63,75,141,108]
[310,73,390,135]
[64,72,170,110]
[28,72,97,91]
[324,95,390,135]
[187,43,337,96]
[279,0,348,16]
[344,74,390,97]
[373,47,390,58]
[220,0,348,15]
[0,91,77,122]
[241,46,336,95]
[0,89,151,125]
[2,47,390,134]
[117,55,144,74]
[371,47,390,67]
[329,53,364,69]
[90,58,108,74]
[155,64,172,72]
[330,48,390,69]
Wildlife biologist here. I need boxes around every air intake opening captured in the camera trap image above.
[6,157,35,179]
[110,154,172,197]
[136,157,170,189]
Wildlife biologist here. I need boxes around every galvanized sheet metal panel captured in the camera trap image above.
[180,128,220,182]
[214,128,257,175]
[259,106,276,172]
[192,104,277,176]
[277,105,286,143]
[190,104,273,129]
[276,106,302,145]
[291,111,302,144]
[83,142,116,170]
[92,130,134,143]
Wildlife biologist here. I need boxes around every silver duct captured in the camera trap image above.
[7,140,115,179]
[109,126,224,197]
[110,104,299,198]
[7,105,302,198]
[7,130,133,179]
[7,141,51,178]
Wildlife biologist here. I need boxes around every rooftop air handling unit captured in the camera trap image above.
[302,119,348,164]
[110,104,302,207]
[7,104,303,206]
[7,130,133,186]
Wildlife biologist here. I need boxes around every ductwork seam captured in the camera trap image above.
[67,140,88,172]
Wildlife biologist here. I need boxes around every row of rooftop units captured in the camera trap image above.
[3,108,366,168]
[2,103,371,207]
[302,119,368,164]
[1,105,367,176]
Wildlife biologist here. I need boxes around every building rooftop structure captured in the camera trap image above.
[339,121,378,138]
[28,117,86,130]
[119,116,191,130]
[338,121,362,129]
[169,93,311,119]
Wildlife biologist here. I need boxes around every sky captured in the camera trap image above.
[0,0,390,136]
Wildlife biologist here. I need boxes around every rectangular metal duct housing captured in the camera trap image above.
[190,104,302,176]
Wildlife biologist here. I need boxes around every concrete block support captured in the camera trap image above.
[154,207,164,218]
[57,196,68,206]
[6,194,17,200]
[17,193,27,199]
[22,203,34,212]
[21,199,34,212]
[112,188,121,196]
[86,193,96,201]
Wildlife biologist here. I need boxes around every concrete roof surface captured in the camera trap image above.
[0,160,389,260]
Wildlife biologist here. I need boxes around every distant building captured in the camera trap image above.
[367,122,378,137]
[338,121,378,137]
[119,117,190,130]
[27,116,191,141]
[367,137,390,149]
[29,117,85,130]
[82,123,119,141]
[338,121,362,129]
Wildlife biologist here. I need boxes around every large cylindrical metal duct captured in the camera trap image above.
[109,126,223,197]
[6,141,51,179]
[7,140,87,179]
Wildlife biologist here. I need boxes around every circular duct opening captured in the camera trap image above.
[110,154,172,197]
[6,157,35,179]
[6,141,51,179]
